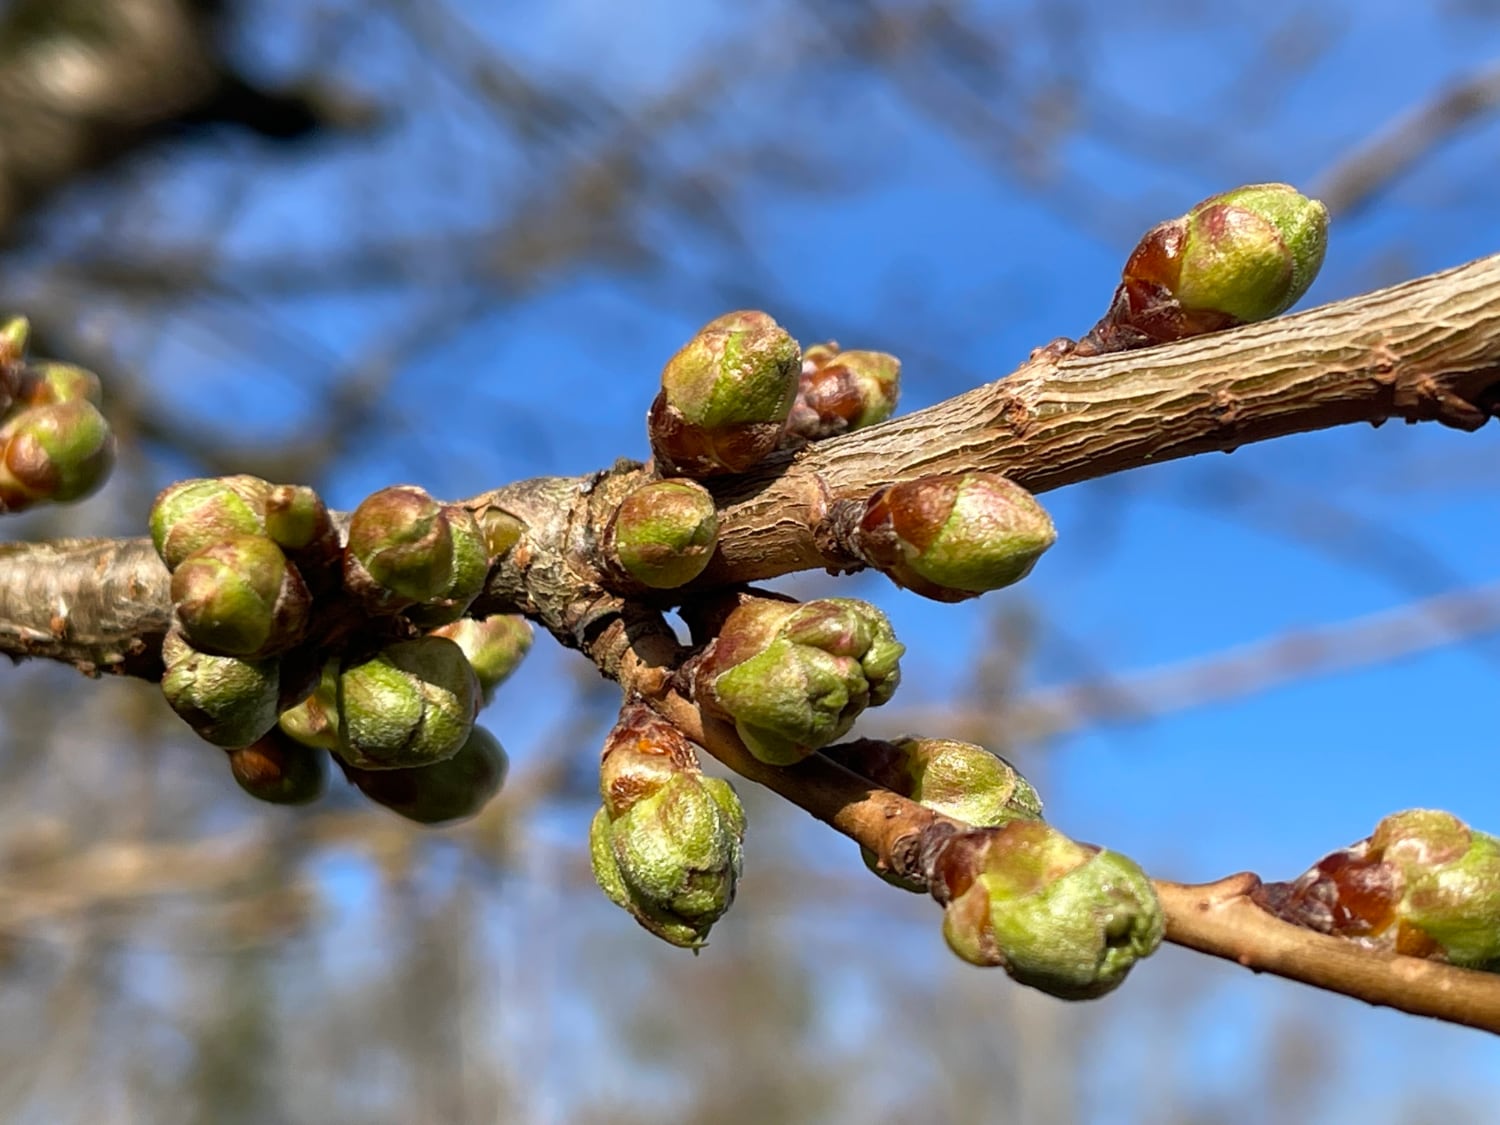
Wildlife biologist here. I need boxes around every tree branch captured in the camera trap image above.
[5,253,1500,670]
[642,661,1500,1029]
[1156,877,1500,1034]
[4,251,1500,1025]
[701,252,1500,584]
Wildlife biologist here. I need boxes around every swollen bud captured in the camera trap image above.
[335,636,478,770]
[264,483,342,588]
[150,476,273,570]
[160,631,280,749]
[0,317,29,368]
[1082,183,1328,352]
[851,474,1055,602]
[647,311,801,476]
[228,730,329,806]
[934,821,1164,998]
[1255,808,1500,969]
[346,726,508,825]
[25,362,103,407]
[0,399,115,511]
[697,597,904,765]
[430,615,533,704]
[784,345,900,445]
[607,478,719,589]
[828,737,1043,892]
[345,487,487,618]
[170,534,310,657]
[277,660,341,751]
[589,704,745,948]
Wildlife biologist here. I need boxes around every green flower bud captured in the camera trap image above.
[607,478,719,589]
[0,317,29,367]
[227,730,328,806]
[431,615,532,704]
[160,631,280,749]
[344,486,485,614]
[0,399,114,510]
[404,505,490,627]
[170,534,310,657]
[347,726,508,825]
[478,508,525,559]
[935,821,1164,999]
[150,476,273,570]
[265,483,330,551]
[590,704,745,948]
[853,474,1055,602]
[1172,184,1328,322]
[829,737,1044,892]
[278,660,341,751]
[1256,809,1500,969]
[699,597,904,765]
[647,310,801,476]
[336,636,478,770]
[785,346,900,444]
[1085,183,1327,352]
[24,362,103,406]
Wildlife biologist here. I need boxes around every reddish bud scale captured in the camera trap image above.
[599,702,701,816]
[1254,844,1401,938]
[1255,809,1500,966]
[853,473,1055,602]
[784,347,900,445]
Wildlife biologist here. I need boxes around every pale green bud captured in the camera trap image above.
[336,636,479,769]
[854,474,1055,602]
[647,311,801,475]
[0,399,114,510]
[589,702,746,948]
[700,597,904,765]
[150,476,273,570]
[170,534,310,657]
[431,615,533,704]
[160,631,279,749]
[935,821,1163,999]
[608,478,719,589]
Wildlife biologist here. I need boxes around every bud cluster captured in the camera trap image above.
[1254,808,1500,969]
[589,703,746,948]
[1080,183,1328,354]
[151,476,313,659]
[845,473,1055,602]
[0,318,115,513]
[694,596,904,765]
[933,820,1164,998]
[149,475,531,823]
